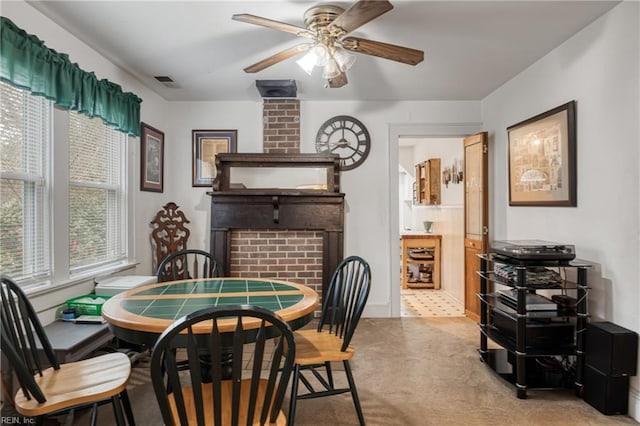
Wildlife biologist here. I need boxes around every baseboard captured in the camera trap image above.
[363,303,393,318]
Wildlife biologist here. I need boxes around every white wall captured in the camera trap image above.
[163,102,262,252]
[410,138,464,209]
[398,145,415,180]
[482,1,640,419]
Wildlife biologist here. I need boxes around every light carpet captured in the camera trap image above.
[66,316,640,426]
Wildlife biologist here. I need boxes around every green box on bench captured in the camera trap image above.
[66,294,111,316]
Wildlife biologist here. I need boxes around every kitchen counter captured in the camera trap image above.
[400,232,441,238]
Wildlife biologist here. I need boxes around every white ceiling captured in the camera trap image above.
[26,1,619,102]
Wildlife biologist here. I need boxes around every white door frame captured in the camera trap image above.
[388,123,482,317]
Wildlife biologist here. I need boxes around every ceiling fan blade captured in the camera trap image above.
[232,14,314,38]
[327,0,393,35]
[327,72,348,88]
[243,43,312,73]
[341,37,424,65]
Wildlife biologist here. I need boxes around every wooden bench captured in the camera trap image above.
[39,320,114,364]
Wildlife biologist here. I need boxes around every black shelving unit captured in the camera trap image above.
[477,253,590,399]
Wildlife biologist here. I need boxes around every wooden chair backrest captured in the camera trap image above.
[317,256,371,352]
[0,275,57,403]
[149,305,295,426]
[156,249,219,282]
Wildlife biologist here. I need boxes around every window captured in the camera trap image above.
[0,81,51,282]
[68,112,127,273]
[0,81,130,288]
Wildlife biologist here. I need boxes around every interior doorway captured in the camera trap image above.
[388,123,482,318]
[398,137,465,317]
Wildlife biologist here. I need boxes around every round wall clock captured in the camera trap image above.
[315,115,371,171]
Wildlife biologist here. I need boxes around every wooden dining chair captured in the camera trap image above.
[0,275,135,426]
[288,255,371,426]
[156,248,219,282]
[149,305,296,426]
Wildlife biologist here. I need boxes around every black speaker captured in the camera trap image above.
[583,364,629,415]
[585,321,638,377]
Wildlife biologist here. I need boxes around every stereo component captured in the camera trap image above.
[583,365,630,415]
[491,240,576,263]
[585,321,638,377]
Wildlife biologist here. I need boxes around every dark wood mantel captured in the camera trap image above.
[208,153,344,296]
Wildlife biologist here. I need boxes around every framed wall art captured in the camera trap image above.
[192,130,237,187]
[507,101,576,206]
[140,122,164,192]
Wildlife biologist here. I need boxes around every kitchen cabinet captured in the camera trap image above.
[400,234,441,289]
[415,158,441,205]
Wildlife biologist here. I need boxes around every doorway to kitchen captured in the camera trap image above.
[388,123,483,318]
[398,136,465,317]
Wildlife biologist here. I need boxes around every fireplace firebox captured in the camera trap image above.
[208,153,344,298]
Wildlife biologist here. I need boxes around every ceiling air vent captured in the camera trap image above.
[153,76,180,88]
[256,80,297,98]
[154,75,174,83]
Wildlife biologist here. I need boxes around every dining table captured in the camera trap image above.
[101,277,319,347]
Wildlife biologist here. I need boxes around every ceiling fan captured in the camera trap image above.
[232,0,424,88]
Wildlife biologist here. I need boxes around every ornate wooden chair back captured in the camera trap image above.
[150,201,191,272]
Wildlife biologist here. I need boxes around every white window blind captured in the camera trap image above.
[0,81,51,281]
[68,112,126,272]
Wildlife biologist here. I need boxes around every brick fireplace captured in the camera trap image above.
[229,229,324,295]
[208,96,343,303]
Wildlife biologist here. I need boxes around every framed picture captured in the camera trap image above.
[192,130,237,187]
[508,101,576,206]
[140,122,164,192]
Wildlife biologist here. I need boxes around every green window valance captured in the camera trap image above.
[0,16,142,136]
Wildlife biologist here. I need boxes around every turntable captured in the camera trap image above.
[491,240,576,264]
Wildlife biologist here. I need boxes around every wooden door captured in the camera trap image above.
[463,132,489,322]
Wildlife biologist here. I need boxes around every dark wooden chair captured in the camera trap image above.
[0,275,135,426]
[156,248,219,282]
[149,305,295,426]
[288,256,371,426]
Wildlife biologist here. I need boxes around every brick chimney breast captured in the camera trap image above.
[263,99,300,154]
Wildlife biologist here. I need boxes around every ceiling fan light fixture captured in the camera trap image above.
[235,0,423,88]
[296,51,316,75]
[297,43,331,75]
[311,43,330,66]
[333,46,356,72]
[321,59,341,79]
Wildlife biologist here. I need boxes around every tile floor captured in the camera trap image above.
[400,288,465,317]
